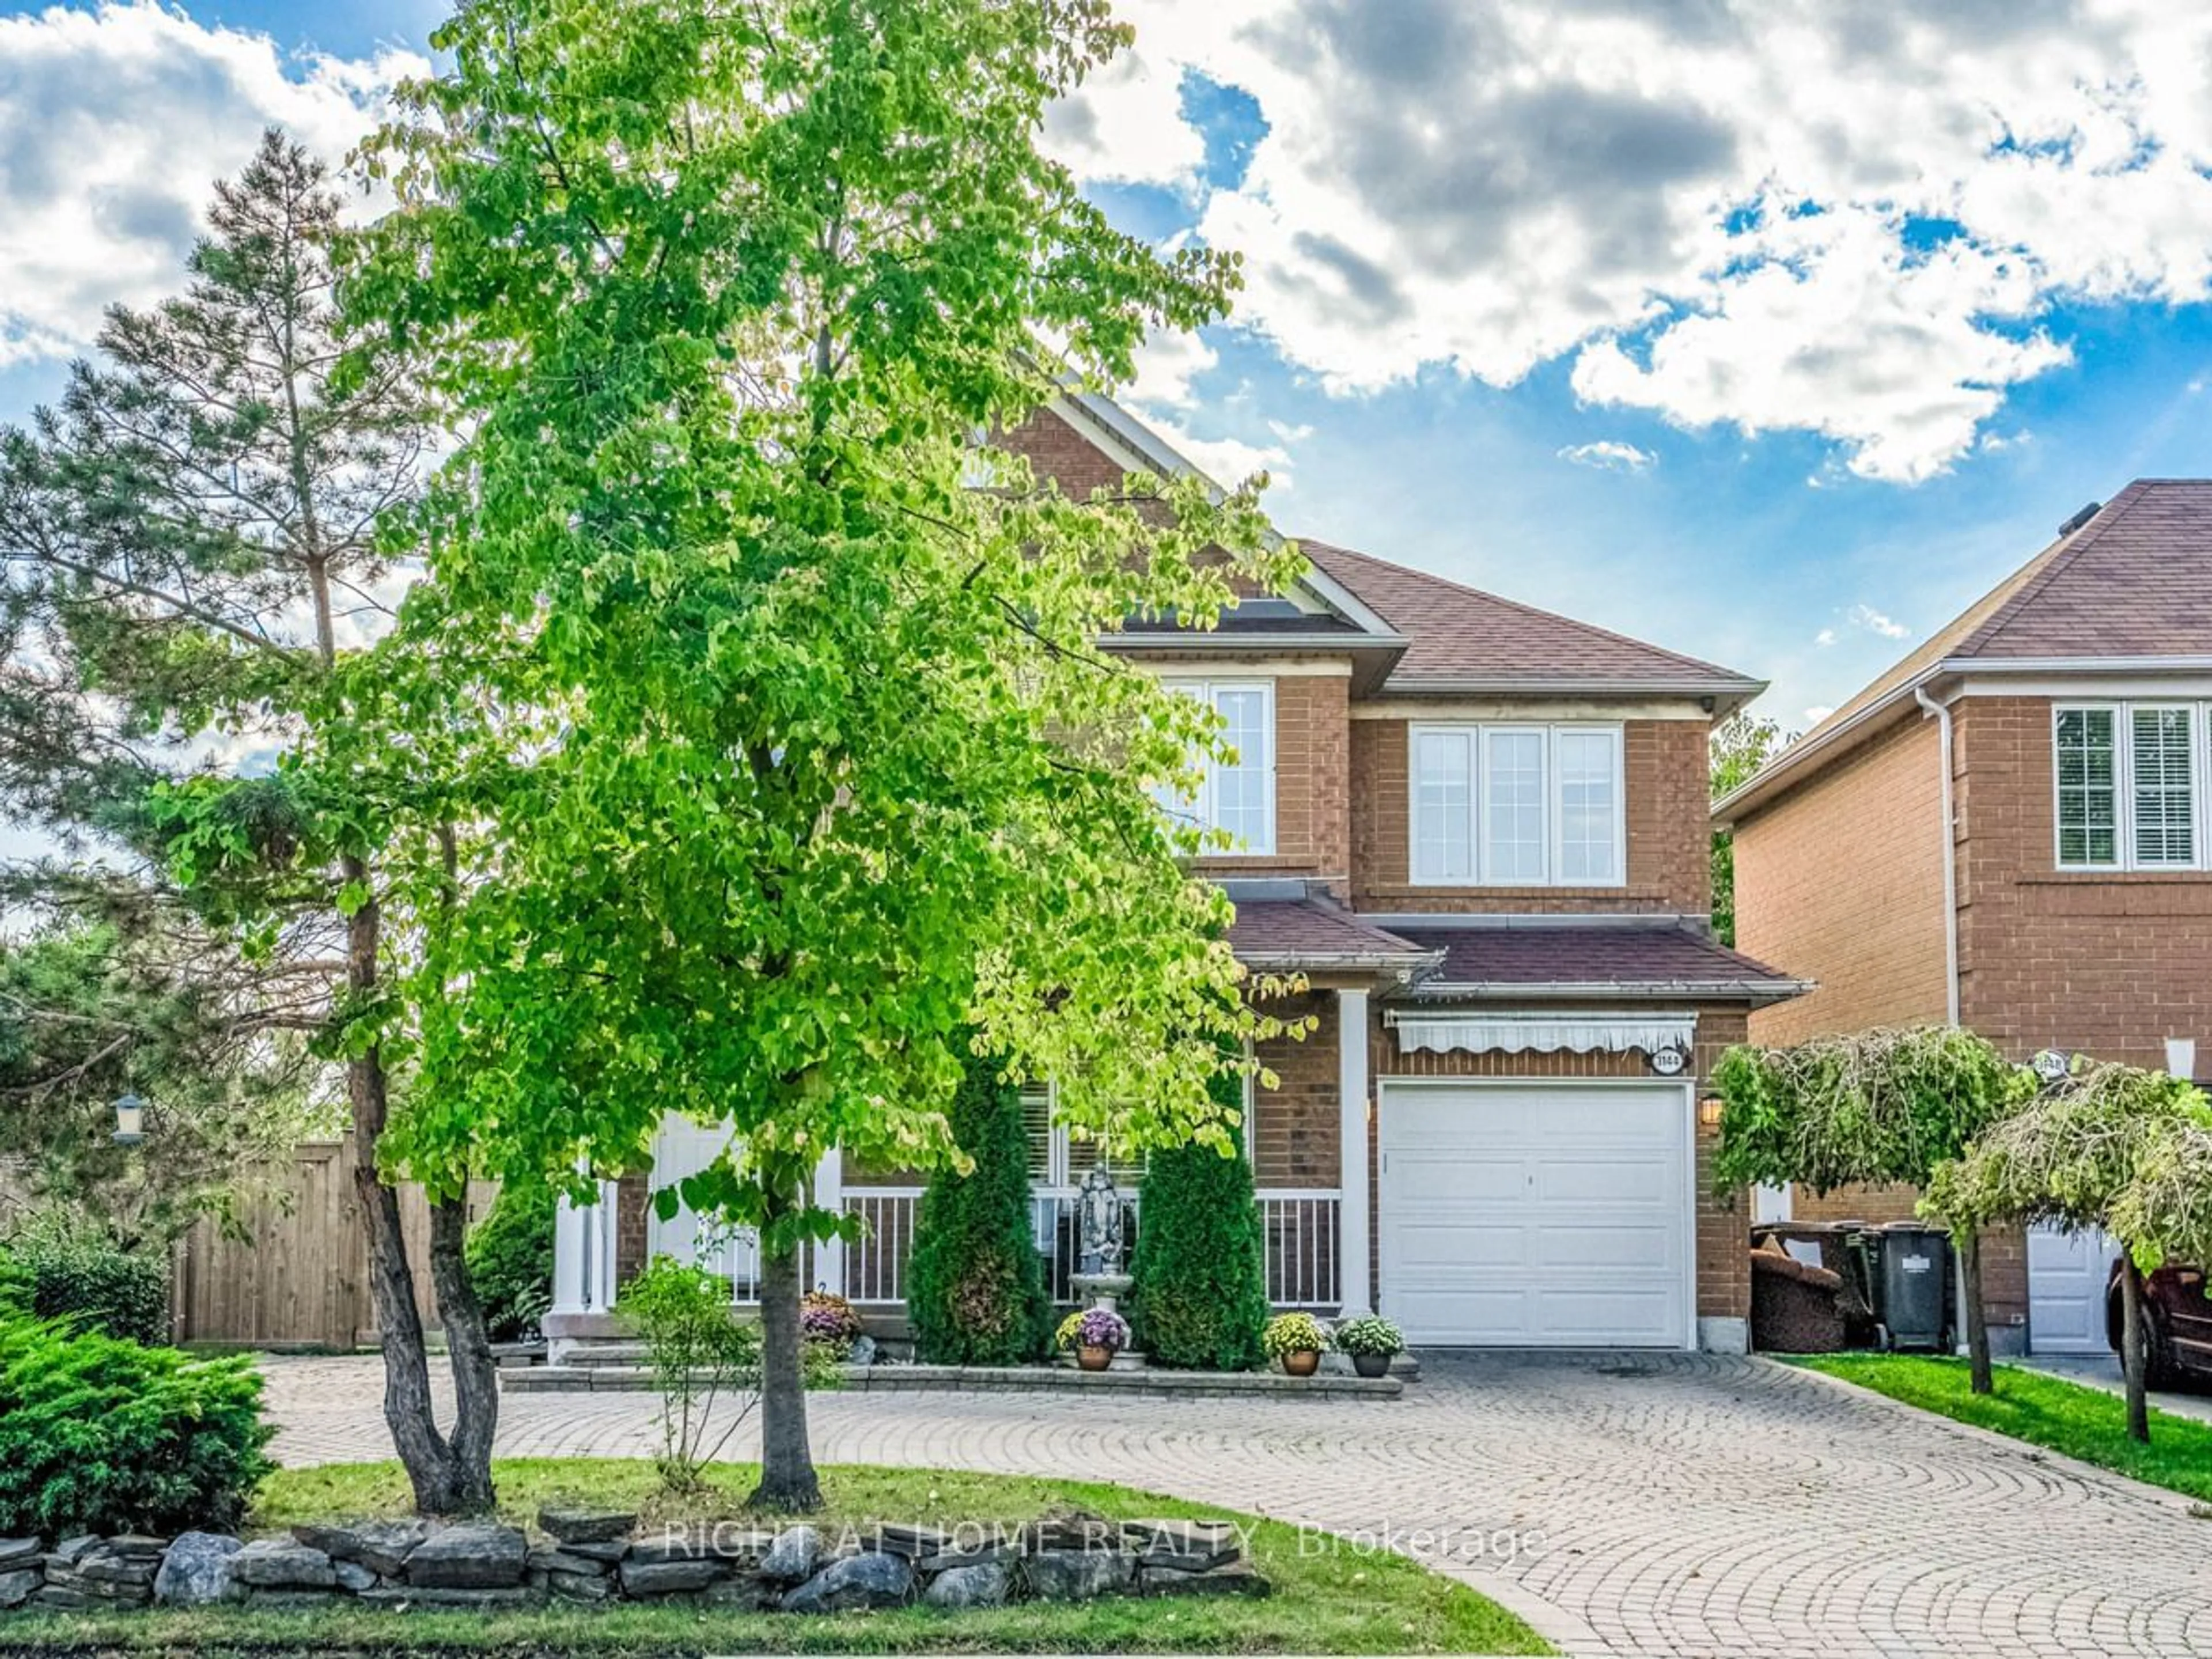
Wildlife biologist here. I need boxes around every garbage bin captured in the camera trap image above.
[1877,1224,1950,1351]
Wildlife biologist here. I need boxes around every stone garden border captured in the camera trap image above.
[0,1512,1268,1616]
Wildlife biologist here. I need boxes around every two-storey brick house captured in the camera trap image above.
[548,393,1805,1357]
[1717,481,2212,1356]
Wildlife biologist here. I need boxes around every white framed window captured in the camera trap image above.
[1158,679,1276,854]
[1020,1083,1144,1189]
[2054,702,2210,872]
[1408,722,1626,887]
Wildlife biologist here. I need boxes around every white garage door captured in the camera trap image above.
[2028,1222,2119,1354]
[1378,1081,1692,1349]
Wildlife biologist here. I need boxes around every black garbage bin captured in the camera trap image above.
[1877,1223,1950,1351]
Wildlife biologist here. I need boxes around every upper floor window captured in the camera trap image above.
[1157,679,1275,854]
[1408,722,1624,887]
[2055,702,2205,871]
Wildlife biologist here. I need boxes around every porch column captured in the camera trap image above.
[550,1177,619,1315]
[1338,987,1373,1317]
[813,1148,846,1297]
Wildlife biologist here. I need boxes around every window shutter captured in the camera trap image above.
[1020,1085,1055,1185]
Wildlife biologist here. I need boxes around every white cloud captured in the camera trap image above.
[1558,440,1657,474]
[1041,44,1204,190]
[1815,628,1838,647]
[1142,414,1293,492]
[1125,328,1219,408]
[1847,604,1911,640]
[1804,705,1835,726]
[1063,0,2212,482]
[0,3,423,368]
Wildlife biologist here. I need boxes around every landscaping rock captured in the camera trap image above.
[1024,1512,1119,1555]
[1140,1561,1271,1598]
[39,1565,151,1604]
[51,1536,100,1567]
[1123,1520,1241,1571]
[702,1573,777,1610]
[333,1559,380,1593]
[243,1588,342,1611]
[624,1528,719,1566]
[619,1556,729,1597]
[0,1570,41,1609]
[923,1562,1012,1609]
[759,1525,823,1582]
[780,1551,914,1612]
[869,1523,947,1559]
[155,1533,243,1608]
[561,1536,631,1563]
[707,1528,778,1562]
[0,1539,40,1573]
[537,1508,637,1546]
[1023,1548,1134,1601]
[548,1569,614,1603]
[106,1535,170,1560]
[31,1586,102,1611]
[529,1544,615,1577]
[231,1537,338,1590]
[406,1522,528,1589]
[359,1584,544,1611]
[294,1519,434,1577]
[77,1549,160,1589]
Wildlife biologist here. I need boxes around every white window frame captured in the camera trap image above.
[1408,721,1628,888]
[1021,1081,1145,1190]
[2052,700,2212,873]
[1160,678,1277,855]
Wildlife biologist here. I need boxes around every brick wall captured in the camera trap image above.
[1733,713,1950,1044]
[1350,717,1713,914]
[1954,695,2212,1067]
[1251,991,1342,1188]
[999,406,1127,498]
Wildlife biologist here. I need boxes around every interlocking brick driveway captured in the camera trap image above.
[263,1351,2212,1658]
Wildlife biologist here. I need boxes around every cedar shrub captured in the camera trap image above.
[1130,1063,1269,1370]
[906,1054,1051,1365]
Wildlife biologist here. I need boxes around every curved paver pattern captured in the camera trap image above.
[262,1351,2212,1657]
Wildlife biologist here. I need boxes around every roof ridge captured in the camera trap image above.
[1302,539,1755,684]
[1953,480,2154,658]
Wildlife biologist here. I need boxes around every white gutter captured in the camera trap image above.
[1916,684,1961,1026]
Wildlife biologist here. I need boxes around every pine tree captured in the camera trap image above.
[906,1054,1051,1365]
[1130,1065,1270,1370]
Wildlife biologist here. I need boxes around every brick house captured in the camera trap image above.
[1716,481,2212,1357]
[548,392,1805,1357]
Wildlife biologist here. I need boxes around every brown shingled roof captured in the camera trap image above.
[1389,922,1808,1002]
[1226,899,1436,969]
[1301,541,1762,696]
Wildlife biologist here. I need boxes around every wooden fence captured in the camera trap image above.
[169,1139,499,1351]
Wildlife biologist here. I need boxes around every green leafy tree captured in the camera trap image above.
[340,0,1302,1509]
[907,1052,1051,1365]
[1927,1060,2212,1441]
[1130,1063,1269,1370]
[1709,712,1791,946]
[616,1256,768,1495]
[1714,1026,2034,1393]
[0,131,494,1514]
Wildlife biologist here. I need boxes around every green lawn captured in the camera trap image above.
[0,1461,1551,1657]
[1797,1355,2212,1504]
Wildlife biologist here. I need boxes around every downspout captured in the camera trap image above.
[1916,684,1961,1026]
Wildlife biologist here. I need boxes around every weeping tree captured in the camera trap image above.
[1926,1061,2212,1442]
[340,0,1306,1510]
[1713,1026,2034,1393]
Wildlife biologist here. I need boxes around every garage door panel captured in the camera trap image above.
[1533,1157,1681,1205]
[1378,1082,1691,1349]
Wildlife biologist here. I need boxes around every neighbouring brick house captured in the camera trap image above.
[548,392,1806,1358]
[1717,481,2212,1358]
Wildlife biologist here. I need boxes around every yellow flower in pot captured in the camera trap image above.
[1262,1312,1332,1377]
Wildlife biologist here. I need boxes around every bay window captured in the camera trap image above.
[1408,722,1625,887]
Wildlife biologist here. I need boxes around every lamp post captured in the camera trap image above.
[111,1090,147,1147]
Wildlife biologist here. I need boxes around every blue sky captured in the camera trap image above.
[5,1,2212,733]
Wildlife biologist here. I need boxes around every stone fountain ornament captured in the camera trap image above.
[1070,1165,1143,1370]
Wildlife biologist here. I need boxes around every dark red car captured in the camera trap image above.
[2107,1262,2212,1387]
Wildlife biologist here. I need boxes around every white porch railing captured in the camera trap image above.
[835,1184,1340,1310]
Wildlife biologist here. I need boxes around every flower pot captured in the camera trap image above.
[1351,1351,1392,1378]
[1282,1348,1321,1377]
[1077,1343,1115,1373]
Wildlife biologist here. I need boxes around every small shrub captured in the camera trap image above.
[1334,1315,1404,1357]
[0,1316,272,1536]
[617,1256,764,1493]
[2,1226,171,1346]
[1262,1312,1332,1359]
[465,1180,558,1343]
[799,1289,863,1352]
[907,1054,1051,1365]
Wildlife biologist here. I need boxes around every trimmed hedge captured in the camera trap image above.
[465,1179,557,1343]
[907,1054,1051,1365]
[0,1317,272,1537]
[1,1232,171,1346]
[1130,1063,1270,1370]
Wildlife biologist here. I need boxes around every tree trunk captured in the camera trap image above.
[2119,1251,2152,1445]
[428,1197,499,1513]
[1957,1226,1993,1396]
[748,1198,821,1512]
[343,869,495,1516]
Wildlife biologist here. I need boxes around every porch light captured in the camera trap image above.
[111,1091,147,1147]
[1698,1095,1725,1129]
